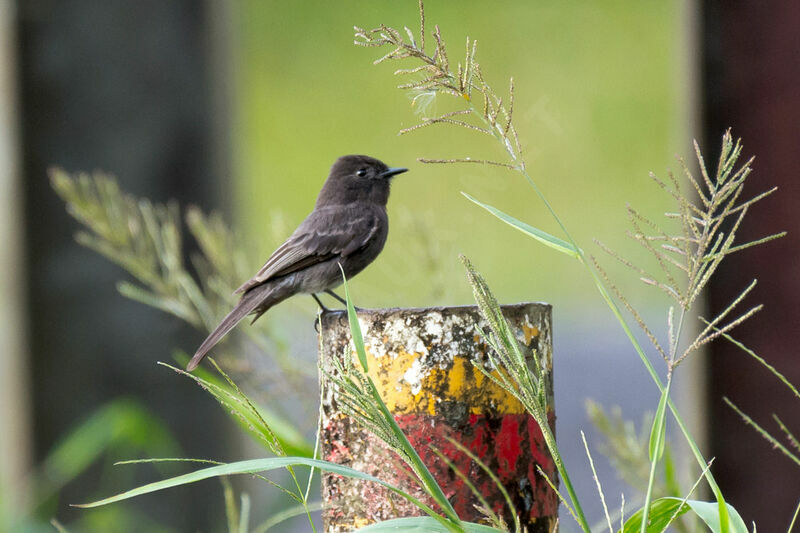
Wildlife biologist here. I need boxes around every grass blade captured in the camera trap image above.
[76,457,432,513]
[788,498,800,533]
[462,192,580,259]
[333,273,462,530]
[648,386,669,462]
[159,360,313,457]
[723,397,800,467]
[253,501,325,533]
[340,266,369,372]
[641,376,673,533]
[356,517,501,532]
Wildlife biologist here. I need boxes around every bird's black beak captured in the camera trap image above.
[380,167,408,179]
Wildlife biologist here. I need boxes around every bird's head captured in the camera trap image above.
[317,155,408,206]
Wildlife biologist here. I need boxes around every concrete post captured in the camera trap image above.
[318,304,558,532]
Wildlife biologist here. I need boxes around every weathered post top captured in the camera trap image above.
[318,303,557,532]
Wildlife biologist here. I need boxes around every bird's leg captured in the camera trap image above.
[326,289,363,311]
[312,293,331,312]
[311,293,329,333]
[325,289,347,305]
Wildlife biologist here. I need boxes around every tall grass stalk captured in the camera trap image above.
[461,256,589,531]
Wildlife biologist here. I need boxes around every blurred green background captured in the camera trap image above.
[233,1,688,311]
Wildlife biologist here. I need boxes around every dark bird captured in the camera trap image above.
[187,155,407,371]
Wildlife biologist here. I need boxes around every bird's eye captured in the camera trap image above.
[356,168,368,177]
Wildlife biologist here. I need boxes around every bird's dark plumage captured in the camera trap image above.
[187,155,407,371]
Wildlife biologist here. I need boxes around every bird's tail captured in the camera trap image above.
[187,284,275,371]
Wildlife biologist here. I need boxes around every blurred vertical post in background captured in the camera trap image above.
[703,2,800,529]
[16,1,235,528]
[0,0,30,520]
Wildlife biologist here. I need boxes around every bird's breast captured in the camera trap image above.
[339,207,388,278]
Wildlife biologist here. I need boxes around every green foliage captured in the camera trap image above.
[619,498,748,533]
[355,517,500,532]
[51,169,321,530]
[789,501,800,533]
[251,501,325,533]
[35,400,178,499]
[3,399,178,532]
[618,497,689,533]
[586,401,702,533]
[76,457,500,533]
[648,387,669,463]
[592,132,783,531]
[73,458,360,509]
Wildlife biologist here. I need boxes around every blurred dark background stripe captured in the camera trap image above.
[18,1,233,528]
[703,1,800,528]
[0,0,29,514]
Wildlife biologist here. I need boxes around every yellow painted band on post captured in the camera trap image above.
[365,347,528,416]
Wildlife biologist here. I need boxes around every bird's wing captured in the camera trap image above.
[235,206,380,294]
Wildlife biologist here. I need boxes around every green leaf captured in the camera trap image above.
[680,499,748,533]
[619,498,747,533]
[648,386,669,462]
[339,266,369,372]
[356,517,501,532]
[37,399,178,504]
[77,456,457,531]
[462,192,580,259]
[75,457,425,509]
[619,497,689,532]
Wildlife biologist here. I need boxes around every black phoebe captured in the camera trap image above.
[187,155,407,371]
